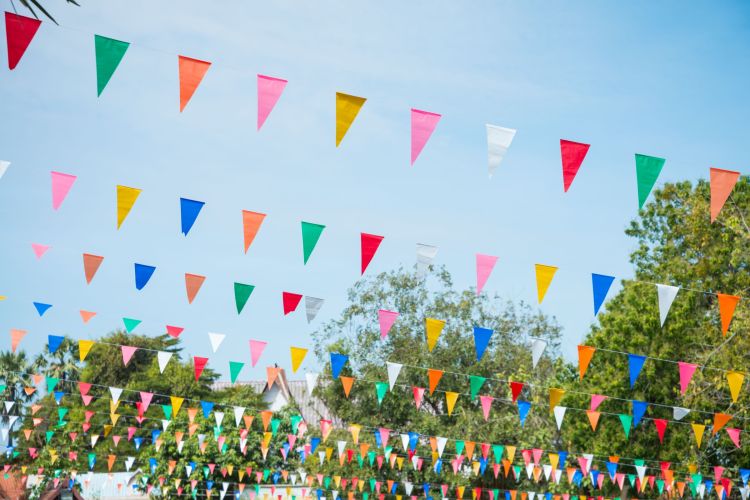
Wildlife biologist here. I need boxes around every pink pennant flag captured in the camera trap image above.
[479,395,493,421]
[121,346,137,366]
[51,171,77,210]
[140,391,153,413]
[31,243,50,259]
[78,382,91,395]
[726,428,741,448]
[411,109,441,165]
[257,74,287,130]
[678,361,698,395]
[590,394,607,411]
[378,427,390,448]
[476,254,498,295]
[412,386,425,409]
[249,340,267,367]
[377,310,399,339]
[127,427,136,440]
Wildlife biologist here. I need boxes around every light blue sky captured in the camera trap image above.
[1,1,748,381]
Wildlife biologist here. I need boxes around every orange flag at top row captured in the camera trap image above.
[179,55,211,112]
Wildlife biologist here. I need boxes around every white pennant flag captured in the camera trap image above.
[185,465,193,476]
[553,406,566,430]
[386,362,403,391]
[400,433,410,452]
[416,243,438,277]
[157,352,173,374]
[486,124,516,178]
[222,482,229,492]
[337,440,347,457]
[177,441,185,453]
[635,465,647,482]
[162,419,170,431]
[4,401,14,413]
[0,429,7,443]
[305,373,319,396]
[234,407,245,426]
[525,463,534,479]
[318,451,325,465]
[332,491,339,500]
[124,457,135,471]
[208,332,226,353]
[656,284,680,326]
[220,490,227,500]
[404,482,414,495]
[436,436,447,458]
[698,484,706,499]
[554,471,562,485]
[543,465,552,480]
[197,434,206,447]
[300,472,307,483]
[531,339,547,368]
[673,407,690,420]
[291,474,298,485]
[91,435,99,448]
[214,411,225,427]
[740,486,749,500]
[0,161,9,180]
[8,415,18,428]
[528,493,536,500]
[109,387,123,403]
[305,297,325,323]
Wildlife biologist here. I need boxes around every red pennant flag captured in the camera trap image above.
[717,293,740,336]
[282,292,303,315]
[82,253,104,284]
[710,168,740,222]
[654,419,668,444]
[166,325,184,338]
[184,273,206,304]
[360,233,384,275]
[5,12,41,70]
[178,55,211,112]
[193,356,208,380]
[560,140,590,192]
[509,381,524,402]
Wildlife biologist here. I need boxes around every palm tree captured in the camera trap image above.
[35,337,81,386]
[0,350,36,448]
[11,0,80,24]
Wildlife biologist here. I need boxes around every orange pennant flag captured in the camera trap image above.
[184,273,206,304]
[79,310,96,324]
[242,210,266,253]
[178,55,211,112]
[586,410,601,431]
[10,329,27,353]
[713,413,732,435]
[82,253,104,284]
[577,345,595,380]
[266,366,280,388]
[340,376,355,398]
[107,454,116,472]
[427,369,444,395]
[717,293,740,336]
[710,168,740,222]
[261,410,273,431]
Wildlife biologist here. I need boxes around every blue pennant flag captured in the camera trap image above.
[206,480,214,491]
[151,430,161,442]
[479,458,488,475]
[632,400,648,427]
[517,401,531,426]
[298,449,306,463]
[505,493,511,500]
[740,469,750,486]
[573,470,583,486]
[606,461,618,479]
[310,437,321,453]
[590,470,600,488]
[48,335,64,354]
[273,473,280,484]
[134,437,143,450]
[705,480,714,495]
[149,458,157,473]
[134,263,156,290]
[473,326,493,361]
[558,451,568,467]
[434,458,442,474]
[88,453,96,470]
[180,197,205,236]
[391,482,398,494]
[628,354,647,388]
[422,484,430,496]
[33,302,52,317]
[201,401,214,418]
[408,432,419,451]
[54,391,65,404]
[374,430,382,448]
[330,352,349,379]
[591,274,615,315]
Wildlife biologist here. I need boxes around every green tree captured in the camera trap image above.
[0,350,39,448]
[12,0,80,24]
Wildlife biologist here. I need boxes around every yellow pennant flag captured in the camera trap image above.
[263,431,272,447]
[425,318,446,352]
[445,391,459,416]
[78,340,95,362]
[549,453,559,471]
[350,423,361,444]
[726,371,744,403]
[326,447,333,461]
[505,445,516,462]
[109,400,119,413]
[692,423,705,447]
[103,425,113,437]
[170,396,184,416]
[116,185,142,229]
[535,264,558,303]
[110,413,120,425]
[396,456,404,470]
[457,487,465,499]
[290,346,308,373]
[549,388,565,411]
[335,92,366,146]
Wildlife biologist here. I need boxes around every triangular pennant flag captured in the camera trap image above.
[628,354,647,388]
[194,356,209,381]
[657,284,680,326]
[476,254,498,295]
[121,346,137,366]
[48,335,64,353]
[290,347,308,373]
[180,198,205,236]
[157,352,172,373]
[94,35,129,96]
[635,154,666,208]
[116,185,141,229]
[282,292,303,315]
[185,273,206,304]
[178,55,211,111]
[249,340,267,367]
[340,376,355,398]
[361,233,384,274]
[531,339,546,368]
[82,254,104,284]
[560,140,590,192]
[549,388,565,409]
[445,392,459,416]
[586,410,601,431]
[241,210,266,253]
[10,329,27,353]
[416,243,439,276]
[122,317,141,333]
[473,326,493,361]
[486,124,516,178]
[305,296,325,323]
[234,283,255,314]
[479,396,493,420]
[0,160,8,179]
[411,109,441,165]
[165,325,183,338]
[726,428,741,448]
[632,400,648,427]
[591,273,615,315]
[534,264,558,304]
[654,419,668,443]
[692,424,706,447]
[31,243,49,259]
[425,318,446,352]
[51,171,76,210]
[673,407,690,420]
[378,310,399,339]
[229,361,244,383]
[5,12,41,69]
[301,221,326,264]
[335,92,366,146]
[330,353,349,379]
[553,406,566,429]
[427,369,444,395]
[590,394,607,411]
[34,301,52,316]
[208,332,226,353]
[717,293,740,336]
[510,381,524,402]
[134,263,155,290]
[79,310,96,324]
[619,414,632,438]
[257,74,287,130]
[306,372,319,396]
[577,345,595,379]
[710,168,741,222]
[517,401,531,426]
[386,362,402,390]
[726,371,744,403]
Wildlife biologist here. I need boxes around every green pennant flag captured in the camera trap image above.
[324,477,331,489]
[229,361,244,383]
[301,221,326,264]
[635,154,666,209]
[123,317,141,333]
[162,405,172,420]
[0,385,6,392]
[203,466,210,478]
[57,408,68,423]
[290,415,302,435]
[455,440,465,455]
[263,469,270,481]
[95,35,130,97]
[368,451,376,466]
[619,414,632,438]
[46,376,59,393]
[234,282,255,314]
[634,459,644,466]
[656,479,665,494]
[469,375,486,401]
[357,454,364,468]
[384,446,392,459]
[628,475,636,487]
[492,444,504,464]
[213,426,221,438]
[45,430,54,443]
[369,478,377,491]
[375,382,388,405]
[270,418,280,436]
